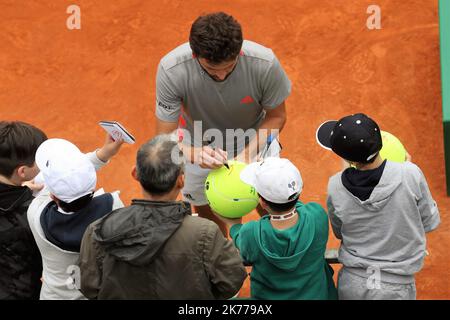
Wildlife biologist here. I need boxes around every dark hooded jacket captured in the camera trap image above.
[0,182,42,299]
[79,199,247,299]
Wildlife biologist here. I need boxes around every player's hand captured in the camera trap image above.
[22,180,44,193]
[96,134,125,162]
[196,146,228,169]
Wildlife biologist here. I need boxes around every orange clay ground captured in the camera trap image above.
[0,0,448,299]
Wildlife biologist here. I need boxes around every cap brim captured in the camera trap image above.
[61,190,95,203]
[316,120,338,151]
[239,162,260,188]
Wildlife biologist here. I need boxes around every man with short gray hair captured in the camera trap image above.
[79,134,247,299]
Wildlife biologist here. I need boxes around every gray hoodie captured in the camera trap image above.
[327,161,440,283]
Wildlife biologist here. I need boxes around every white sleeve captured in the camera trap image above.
[110,191,125,210]
[84,150,108,171]
[93,189,124,210]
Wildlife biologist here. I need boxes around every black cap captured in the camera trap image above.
[316,113,382,163]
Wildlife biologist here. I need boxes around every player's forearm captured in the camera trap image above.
[156,118,178,135]
[255,112,286,150]
[240,110,286,162]
[251,101,287,154]
[233,118,283,164]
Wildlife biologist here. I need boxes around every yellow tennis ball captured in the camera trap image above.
[380,131,406,163]
[205,161,259,218]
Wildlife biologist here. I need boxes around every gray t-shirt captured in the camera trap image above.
[156,40,291,154]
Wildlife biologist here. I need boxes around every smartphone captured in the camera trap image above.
[99,121,136,144]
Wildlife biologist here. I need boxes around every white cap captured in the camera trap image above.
[240,157,303,204]
[35,139,97,203]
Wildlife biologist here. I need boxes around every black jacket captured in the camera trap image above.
[0,182,42,299]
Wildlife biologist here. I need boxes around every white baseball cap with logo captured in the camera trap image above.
[240,157,303,204]
[35,138,97,203]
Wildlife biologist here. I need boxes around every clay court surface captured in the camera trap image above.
[0,0,448,299]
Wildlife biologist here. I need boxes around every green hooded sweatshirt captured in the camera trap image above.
[230,201,337,300]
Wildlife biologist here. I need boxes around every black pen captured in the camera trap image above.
[260,134,274,159]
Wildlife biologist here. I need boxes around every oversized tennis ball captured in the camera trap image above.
[205,161,259,218]
[380,131,406,163]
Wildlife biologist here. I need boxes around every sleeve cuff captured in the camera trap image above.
[156,109,180,123]
[424,212,441,233]
[85,150,109,171]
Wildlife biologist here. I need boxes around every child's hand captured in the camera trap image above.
[96,134,125,162]
[22,180,44,193]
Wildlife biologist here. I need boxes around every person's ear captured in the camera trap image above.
[16,166,27,180]
[177,173,185,189]
[131,166,138,181]
[259,197,268,210]
[16,163,40,182]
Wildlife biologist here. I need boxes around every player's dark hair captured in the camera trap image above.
[189,12,243,64]
[136,135,184,195]
[0,121,47,178]
[56,193,94,212]
[259,195,299,213]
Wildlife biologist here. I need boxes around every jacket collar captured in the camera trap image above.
[131,199,192,209]
[93,199,192,266]
[0,182,33,213]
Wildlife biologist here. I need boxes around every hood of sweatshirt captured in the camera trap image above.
[93,199,191,266]
[254,202,316,272]
[0,182,32,214]
[342,161,402,211]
